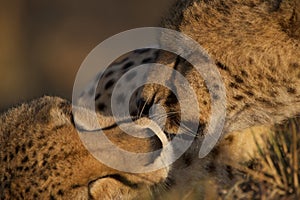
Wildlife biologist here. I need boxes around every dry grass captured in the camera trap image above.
[217,116,300,200]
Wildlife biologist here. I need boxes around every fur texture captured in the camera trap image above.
[1,0,300,199]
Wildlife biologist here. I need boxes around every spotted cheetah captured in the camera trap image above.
[1,0,300,199]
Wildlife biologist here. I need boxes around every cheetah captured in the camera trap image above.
[0,96,171,199]
[1,0,300,199]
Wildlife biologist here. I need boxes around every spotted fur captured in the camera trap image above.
[1,0,300,199]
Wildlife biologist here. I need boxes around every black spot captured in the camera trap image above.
[15,145,20,154]
[9,152,14,160]
[166,92,178,106]
[97,103,106,111]
[226,165,234,180]
[269,66,276,73]
[245,91,254,97]
[104,79,115,90]
[52,125,65,131]
[116,57,129,65]
[27,140,33,148]
[257,74,263,79]
[21,156,29,163]
[255,97,273,106]
[141,57,153,63]
[174,56,184,71]
[122,61,134,70]
[203,100,208,105]
[52,165,58,170]
[104,70,114,78]
[3,155,7,162]
[154,50,160,58]
[21,144,26,153]
[95,93,101,101]
[205,162,216,173]
[48,146,54,151]
[183,153,193,166]
[229,82,238,89]
[290,63,299,69]
[216,62,228,70]
[134,48,151,54]
[225,135,234,144]
[43,153,50,160]
[234,75,244,83]
[32,161,38,167]
[34,193,38,198]
[287,87,296,94]
[213,84,220,90]
[41,174,48,181]
[211,146,220,157]
[25,187,30,193]
[125,71,137,81]
[71,184,81,189]
[212,94,219,100]
[57,189,64,196]
[3,180,11,189]
[42,160,47,167]
[50,195,56,200]
[38,134,46,140]
[267,76,277,83]
[240,70,248,77]
[233,95,244,101]
[248,57,254,64]
[16,166,23,171]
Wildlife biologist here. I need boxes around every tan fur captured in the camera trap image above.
[138,0,300,197]
[141,0,300,133]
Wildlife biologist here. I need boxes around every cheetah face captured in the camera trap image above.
[75,48,208,198]
[79,49,212,138]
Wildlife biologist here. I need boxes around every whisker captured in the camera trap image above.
[149,112,179,121]
[138,96,151,119]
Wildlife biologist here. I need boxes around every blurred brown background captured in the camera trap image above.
[0,0,174,112]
